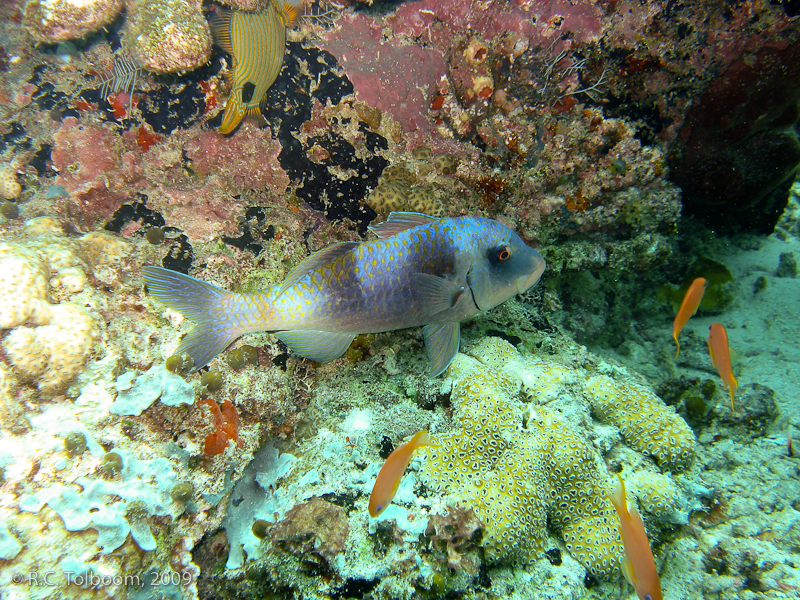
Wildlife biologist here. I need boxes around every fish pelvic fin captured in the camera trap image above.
[620,556,636,587]
[422,322,460,377]
[143,267,269,371]
[246,103,267,126]
[274,330,354,363]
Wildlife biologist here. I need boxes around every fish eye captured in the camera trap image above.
[495,245,511,263]
[241,81,256,104]
[645,596,652,600]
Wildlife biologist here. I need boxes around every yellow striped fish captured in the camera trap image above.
[210,0,302,134]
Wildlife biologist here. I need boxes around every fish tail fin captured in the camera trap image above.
[729,375,738,411]
[609,473,628,517]
[143,267,269,371]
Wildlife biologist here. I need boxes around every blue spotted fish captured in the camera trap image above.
[143,213,546,376]
[210,0,302,134]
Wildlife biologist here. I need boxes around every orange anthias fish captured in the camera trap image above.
[672,277,707,357]
[609,474,663,600]
[368,431,438,517]
[210,0,302,134]
[708,322,738,410]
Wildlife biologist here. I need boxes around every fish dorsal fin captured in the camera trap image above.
[422,322,460,377]
[368,212,438,239]
[209,7,234,55]
[275,330,354,363]
[277,242,358,297]
[412,273,467,316]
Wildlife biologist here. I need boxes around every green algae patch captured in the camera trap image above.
[659,256,736,313]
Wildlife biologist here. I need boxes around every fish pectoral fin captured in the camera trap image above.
[277,242,359,297]
[422,322,460,377]
[620,556,637,587]
[275,330,354,363]
[368,212,439,239]
[412,273,467,316]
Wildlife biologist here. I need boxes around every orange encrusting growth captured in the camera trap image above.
[609,474,663,600]
[708,322,738,410]
[672,277,707,357]
[200,398,243,455]
[368,431,438,517]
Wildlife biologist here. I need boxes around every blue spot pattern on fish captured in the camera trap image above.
[143,212,546,376]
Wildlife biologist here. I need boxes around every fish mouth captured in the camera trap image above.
[516,252,546,293]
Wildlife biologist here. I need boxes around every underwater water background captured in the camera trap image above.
[0,1,799,599]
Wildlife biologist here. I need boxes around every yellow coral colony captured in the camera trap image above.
[366,161,448,218]
[585,375,696,471]
[0,163,21,200]
[417,337,694,579]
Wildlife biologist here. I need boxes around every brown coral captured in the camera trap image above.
[425,507,483,575]
[270,497,349,573]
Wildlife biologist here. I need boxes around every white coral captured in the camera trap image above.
[0,243,50,329]
[0,236,102,393]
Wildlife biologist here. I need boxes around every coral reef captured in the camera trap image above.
[269,496,349,573]
[51,116,146,229]
[23,0,124,43]
[2,1,799,598]
[125,0,211,74]
[670,38,800,234]
[199,398,243,455]
[366,162,446,218]
[23,0,210,73]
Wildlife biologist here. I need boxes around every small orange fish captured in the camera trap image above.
[368,431,438,517]
[609,474,663,600]
[672,277,707,357]
[708,322,738,410]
